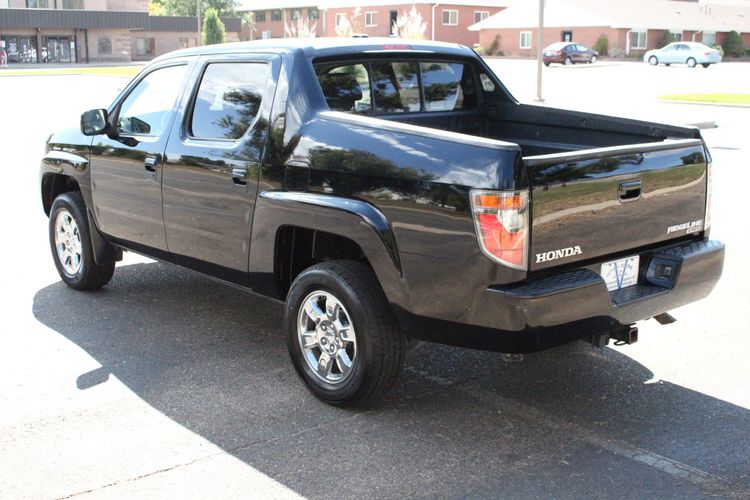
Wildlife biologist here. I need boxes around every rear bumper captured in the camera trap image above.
[399,239,724,352]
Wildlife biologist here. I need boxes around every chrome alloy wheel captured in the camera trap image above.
[54,209,82,276]
[297,290,357,384]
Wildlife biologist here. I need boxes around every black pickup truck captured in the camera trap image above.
[41,38,724,406]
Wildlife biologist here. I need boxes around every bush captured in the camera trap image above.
[593,35,608,56]
[487,35,499,56]
[723,30,743,57]
[713,44,725,57]
[657,31,675,48]
[202,8,226,46]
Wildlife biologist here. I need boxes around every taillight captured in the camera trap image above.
[704,52,711,56]
[705,160,712,230]
[470,189,529,270]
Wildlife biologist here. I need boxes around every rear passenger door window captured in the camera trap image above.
[420,62,475,111]
[316,63,371,113]
[190,62,270,140]
[372,61,420,113]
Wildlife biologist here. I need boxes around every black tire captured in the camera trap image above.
[687,57,697,68]
[665,63,671,66]
[590,55,597,64]
[49,191,115,290]
[544,61,550,67]
[284,260,406,407]
[564,57,572,65]
[702,63,710,68]
[648,56,658,65]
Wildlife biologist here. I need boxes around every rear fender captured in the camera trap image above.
[249,191,408,307]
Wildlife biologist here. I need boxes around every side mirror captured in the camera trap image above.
[81,109,109,136]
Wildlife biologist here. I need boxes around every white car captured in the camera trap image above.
[644,42,722,68]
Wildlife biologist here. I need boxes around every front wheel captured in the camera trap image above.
[285,261,406,407]
[590,55,598,64]
[702,63,711,68]
[564,57,572,65]
[687,57,697,68]
[648,56,658,65]
[49,192,115,290]
[544,61,550,67]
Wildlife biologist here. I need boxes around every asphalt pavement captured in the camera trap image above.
[1,59,748,499]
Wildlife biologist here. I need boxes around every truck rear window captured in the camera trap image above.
[315,60,476,115]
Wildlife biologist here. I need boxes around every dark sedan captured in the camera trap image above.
[543,42,598,66]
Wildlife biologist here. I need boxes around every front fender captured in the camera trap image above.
[249,191,408,309]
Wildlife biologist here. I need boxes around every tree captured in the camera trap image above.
[202,8,226,46]
[392,6,427,39]
[285,18,317,38]
[149,0,166,16]
[657,31,675,49]
[723,30,744,57]
[162,0,236,17]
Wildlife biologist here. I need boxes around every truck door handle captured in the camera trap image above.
[619,180,641,202]
[232,167,247,185]
[144,156,157,173]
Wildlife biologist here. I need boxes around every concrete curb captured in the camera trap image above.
[659,99,750,109]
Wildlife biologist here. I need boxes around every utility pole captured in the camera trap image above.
[535,0,545,102]
[196,0,201,46]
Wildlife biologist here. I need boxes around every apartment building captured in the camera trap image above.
[243,0,506,46]
[0,0,241,63]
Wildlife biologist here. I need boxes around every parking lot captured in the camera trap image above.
[1,59,749,498]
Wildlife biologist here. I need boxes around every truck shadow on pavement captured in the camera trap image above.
[32,262,750,498]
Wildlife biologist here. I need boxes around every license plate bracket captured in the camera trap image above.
[600,255,640,292]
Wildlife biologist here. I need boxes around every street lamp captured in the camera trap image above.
[197,0,201,46]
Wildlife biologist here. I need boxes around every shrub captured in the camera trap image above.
[713,44,725,57]
[723,30,743,57]
[657,31,675,48]
[593,35,608,56]
[202,8,226,45]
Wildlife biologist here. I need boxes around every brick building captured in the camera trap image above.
[0,0,241,63]
[241,0,506,46]
[468,0,750,57]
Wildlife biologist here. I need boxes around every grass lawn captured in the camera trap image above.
[0,66,140,77]
[658,93,750,105]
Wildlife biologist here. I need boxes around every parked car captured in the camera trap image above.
[644,42,722,67]
[41,38,723,406]
[543,42,598,66]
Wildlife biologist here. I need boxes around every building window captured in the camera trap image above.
[61,0,82,9]
[442,10,458,26]
[670,31,682,42]
[98,37,112,55]
[308,8,319,20]
[271,10,281,22]
[520,31,532,49]
[335,13,346,27]
[474,11,489,23]
[255,11,265,23]
[630,30,647,49]
[365,11,377,27]
[191,62,270,140]
[261,30,271,39]
[26,0,49,7]
[291,9,300,21]
[135,37,155,57]
[703,31,716,46]
[179,38,197,49]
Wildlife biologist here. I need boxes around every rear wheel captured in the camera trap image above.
[590,55,598,64]
[49,192,115,290]
[687,57,697,68]
[665,63,671,66]
[564,57,572,65]
[648,56,658,65]
[544,61,550,67]
[284,260,406,407]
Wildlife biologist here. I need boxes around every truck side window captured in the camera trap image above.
[316,63,371,114]
[117,64,186,137]
[372,61,420,113]
[190,62,270,140]
[420,62,476,111]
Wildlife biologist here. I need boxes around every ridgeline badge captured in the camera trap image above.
[667,219,703,234]
[536,245,583,263]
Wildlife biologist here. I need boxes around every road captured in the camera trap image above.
[1,59,748,499]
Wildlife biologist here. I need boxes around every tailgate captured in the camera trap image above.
[526,139,708,271]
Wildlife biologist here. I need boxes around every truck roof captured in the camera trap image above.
[154,37,475,63]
